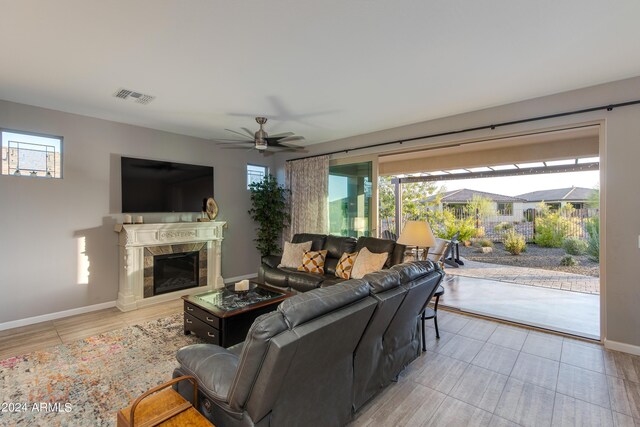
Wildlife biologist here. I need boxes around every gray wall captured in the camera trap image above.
[0,100,272,323]
[274,75,640,349]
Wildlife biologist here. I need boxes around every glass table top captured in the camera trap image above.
[193,285,284,312]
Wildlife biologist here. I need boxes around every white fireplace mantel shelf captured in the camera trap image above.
[115,221,226,312]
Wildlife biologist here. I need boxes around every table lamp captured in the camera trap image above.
[397,220,436,261]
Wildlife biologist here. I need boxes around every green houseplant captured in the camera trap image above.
[248,174,291,257]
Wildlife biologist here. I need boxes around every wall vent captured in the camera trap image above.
[113,88,155,105]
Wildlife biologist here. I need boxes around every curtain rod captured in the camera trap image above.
[286,99,640,162]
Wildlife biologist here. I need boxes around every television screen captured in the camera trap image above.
[121,156,214,213]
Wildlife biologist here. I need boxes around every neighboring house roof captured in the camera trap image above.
[427,188,525,203]
[516,186,596,202]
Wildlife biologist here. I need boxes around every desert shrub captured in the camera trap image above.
[534,211,572,247]
[560,255,577,266]
[585,217,600,262]
[428,209,478,242]
[563,238,588,255]
[494,222,514,233]
[476,238,494,248]
[503,230,526,255]
[475,226,486,238]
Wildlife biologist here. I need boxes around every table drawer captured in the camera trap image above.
[184,301,220,329]
[184,313,220,345]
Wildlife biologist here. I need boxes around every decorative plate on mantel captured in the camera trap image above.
[206,197,219,220]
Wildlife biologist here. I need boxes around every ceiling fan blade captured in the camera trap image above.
[225,128,253,139]
[269,132,294,138]
[266,145,306,152]
[240,127,256,138]
[278,135,306,142]
[271,137,305,149]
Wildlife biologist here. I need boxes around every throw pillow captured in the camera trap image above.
[335,251,358,279]
[427,238,448,262]
[298,250,328,274]
[351,247,388,279]
[278,241,313,268]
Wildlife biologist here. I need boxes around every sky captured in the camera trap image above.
[433,170,599,196]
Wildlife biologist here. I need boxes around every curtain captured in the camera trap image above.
[285,155,330,240]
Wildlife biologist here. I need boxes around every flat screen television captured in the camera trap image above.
[121,156,214,213]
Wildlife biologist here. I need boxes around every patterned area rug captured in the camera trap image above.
[0,314,202,426]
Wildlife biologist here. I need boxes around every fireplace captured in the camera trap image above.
[116,221,225,312]
[153,251,199,295]
[143,243,208,298]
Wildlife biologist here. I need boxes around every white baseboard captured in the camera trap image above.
[224,273,257,284]
[0,301,117,332]
[604,339,640,356]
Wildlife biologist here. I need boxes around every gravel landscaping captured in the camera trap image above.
[459,243,599,277]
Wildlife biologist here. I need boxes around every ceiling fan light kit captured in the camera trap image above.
[255,117,268,150]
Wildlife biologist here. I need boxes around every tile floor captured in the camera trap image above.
[352,310,640,427]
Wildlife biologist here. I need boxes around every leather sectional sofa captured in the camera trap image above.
[173,260,444,427]
[258,233,406,292]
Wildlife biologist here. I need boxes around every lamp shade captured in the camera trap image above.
[397,220,436,248]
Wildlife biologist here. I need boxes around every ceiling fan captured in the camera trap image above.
[216,117,306,152]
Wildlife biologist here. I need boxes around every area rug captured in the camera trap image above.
[0,314,202,427]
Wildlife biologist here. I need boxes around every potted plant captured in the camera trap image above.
[248,174,291,257]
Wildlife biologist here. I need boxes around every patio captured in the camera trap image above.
[437,257,600,339]
[446,258,600,294]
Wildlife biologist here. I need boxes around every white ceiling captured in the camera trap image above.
[2,1,640,145]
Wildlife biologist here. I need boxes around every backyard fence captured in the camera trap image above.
[380,207,599,243]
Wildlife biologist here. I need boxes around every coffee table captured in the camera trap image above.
[182,282,293,347]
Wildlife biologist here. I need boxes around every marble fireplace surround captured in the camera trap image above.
[115,222,225,311]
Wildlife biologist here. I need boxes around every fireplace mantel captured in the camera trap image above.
[115,221,226,311]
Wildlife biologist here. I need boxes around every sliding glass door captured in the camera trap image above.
[328,161,372,237]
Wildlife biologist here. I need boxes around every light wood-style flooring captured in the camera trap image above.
[2,301,639,426]
[0,299,182,360]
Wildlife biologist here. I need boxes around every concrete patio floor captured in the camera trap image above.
[446,258,600,294]
[439,274,600,340]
